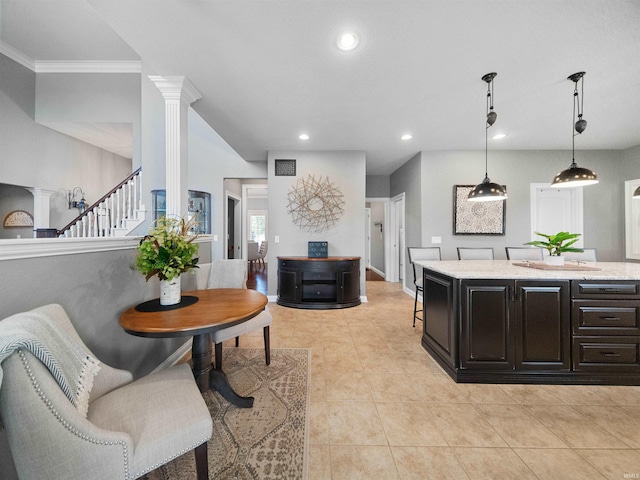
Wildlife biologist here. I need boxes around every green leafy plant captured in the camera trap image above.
[134,216,199,281]
[524,231,584,257]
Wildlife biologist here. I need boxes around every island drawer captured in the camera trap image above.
[571,280,640,299]
[572,336,640,372]
[572,300,640,335]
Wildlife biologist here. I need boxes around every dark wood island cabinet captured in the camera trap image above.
[419,260,640,385]
[277,256,361,309]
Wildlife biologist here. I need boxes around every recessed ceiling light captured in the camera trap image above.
[492,133,506,139]
[401,134,412,140]
[299,134,309,140]
[337,33,359,51]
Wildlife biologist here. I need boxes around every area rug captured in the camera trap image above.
[143,348,310,480]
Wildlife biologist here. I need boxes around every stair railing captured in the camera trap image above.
[58,168,143,238]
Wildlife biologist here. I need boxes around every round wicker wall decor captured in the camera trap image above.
[287,174,345,232]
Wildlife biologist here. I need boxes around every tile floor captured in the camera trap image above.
[234,280,640,479]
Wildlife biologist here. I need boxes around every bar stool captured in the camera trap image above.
[407,247,441,327]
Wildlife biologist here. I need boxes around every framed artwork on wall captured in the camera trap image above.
[3,210,34,228]
[453,185,506,235]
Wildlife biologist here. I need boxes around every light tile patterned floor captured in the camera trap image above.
[233,281,640,479]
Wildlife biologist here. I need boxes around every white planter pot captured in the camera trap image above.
[160,276,181,306]
[545,255,565,267]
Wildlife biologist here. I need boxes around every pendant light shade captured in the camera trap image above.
[551,72,598,188]
[468,72,507,202]
[634,186,640,199]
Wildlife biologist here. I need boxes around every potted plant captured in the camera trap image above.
[134,216,200,305]
[524,231,583,266]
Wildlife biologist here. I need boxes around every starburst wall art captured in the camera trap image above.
[287,174,345,232]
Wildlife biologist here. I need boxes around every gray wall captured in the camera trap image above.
[390,152,422,286]
[366,175,390,197]
[267,151,367,296]
[0,241,211,378]
[418,149,624,262]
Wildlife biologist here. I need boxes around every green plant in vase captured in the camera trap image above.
[134,216,200,305]
[524,231,583,265]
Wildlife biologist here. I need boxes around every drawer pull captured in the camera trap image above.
[599,288,621,292]
[600,316,621,321]
[601,352,621,357]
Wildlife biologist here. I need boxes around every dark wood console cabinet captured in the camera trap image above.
[422,266,640,385]
[277,256,361,309]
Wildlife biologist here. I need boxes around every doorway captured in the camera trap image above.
[225,191,241,259]
[389,193,405,284]
[365,198,389,279]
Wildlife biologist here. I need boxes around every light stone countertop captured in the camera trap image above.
[415,260,640,280]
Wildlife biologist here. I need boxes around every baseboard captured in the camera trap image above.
[369,266,385,278]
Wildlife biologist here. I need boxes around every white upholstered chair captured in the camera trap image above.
[457,247,495,260]
[247,241,259,267]
[0,304,212,480]
[505,247,544,261]
[407,247,441,327]
[256,241,268,266]
[195,260,272,370]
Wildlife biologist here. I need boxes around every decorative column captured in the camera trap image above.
[148,76,201,218]
[25,188,55,237]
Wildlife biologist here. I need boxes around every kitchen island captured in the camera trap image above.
[416,260,640,385]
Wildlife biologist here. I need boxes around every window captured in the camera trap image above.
[248,210,267,244]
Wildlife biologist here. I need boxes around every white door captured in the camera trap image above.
[389,193,405,283]
[530,184,584,247]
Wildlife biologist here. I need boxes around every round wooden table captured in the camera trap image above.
[120,288,268,408]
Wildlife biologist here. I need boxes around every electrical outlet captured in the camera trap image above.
[431,236,442,244]
[275,236,280,243]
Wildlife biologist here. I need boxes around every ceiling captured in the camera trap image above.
[2,0,640,175]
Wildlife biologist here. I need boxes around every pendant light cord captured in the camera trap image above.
[485,79,493,178]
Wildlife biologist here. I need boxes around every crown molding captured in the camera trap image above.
[0,41,36,71]
[0,42,142,73]
[35,61,142,73]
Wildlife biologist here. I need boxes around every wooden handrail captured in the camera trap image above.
[58,167,142,235]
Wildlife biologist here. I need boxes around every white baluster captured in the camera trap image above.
[110,196,115,236]
[133,175,139,220]
[138,170,143,213]
[116,189,122,229]
[128,179,133,220]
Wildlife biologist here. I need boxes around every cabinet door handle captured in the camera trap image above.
[600,352,621,357]
[600,316,621,321]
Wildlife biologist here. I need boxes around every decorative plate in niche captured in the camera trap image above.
[287,174,345,232]
[3,210,34,228]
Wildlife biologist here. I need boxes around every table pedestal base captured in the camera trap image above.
[193,333,254,408]
[210,369,254,408]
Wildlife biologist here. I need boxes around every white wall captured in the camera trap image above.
[267,151,367,296]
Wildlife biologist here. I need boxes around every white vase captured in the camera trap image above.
[160,276,181,306]
[545,255,565,267]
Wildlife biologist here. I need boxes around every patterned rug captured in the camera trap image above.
[143,348,310,480]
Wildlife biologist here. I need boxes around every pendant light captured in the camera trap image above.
[468,72,508,202]
[551,72,598,187]
[634,186,640,199]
